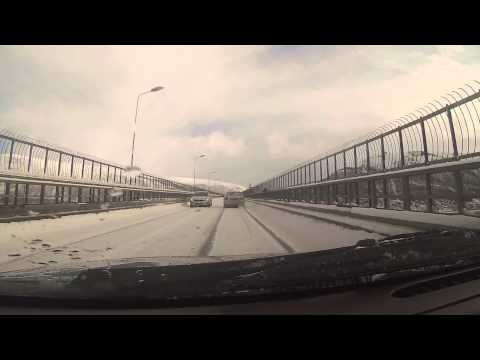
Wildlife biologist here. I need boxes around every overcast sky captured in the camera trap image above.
[1,45,479,187]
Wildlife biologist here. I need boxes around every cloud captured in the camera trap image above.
[266,133,314,161]
[1,45,479,188]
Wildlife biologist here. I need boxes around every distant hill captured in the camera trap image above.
[167,177,246,195]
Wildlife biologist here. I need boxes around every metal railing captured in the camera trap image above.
[0,130,193,207]
[246,83,480,217]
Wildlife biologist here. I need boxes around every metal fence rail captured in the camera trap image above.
[246,83,480,217]
[0,130,194,207]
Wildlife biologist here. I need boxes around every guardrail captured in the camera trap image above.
[0,130,194,207]
[246,83,480,217]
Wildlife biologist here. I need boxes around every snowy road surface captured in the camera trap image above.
[0,198,422,272]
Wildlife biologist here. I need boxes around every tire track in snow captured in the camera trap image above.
[249,200,388,237]
[198,207,225,257]
[243,204,295,254]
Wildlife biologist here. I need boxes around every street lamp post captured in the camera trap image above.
[128,86,164,173]
[193,154,206,191]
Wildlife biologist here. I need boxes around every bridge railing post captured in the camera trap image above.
[420,118,429,164]
[380,136,386,171]
[355,182,360,206]
[366,141,370,174]
[57,153,62,177]
[353,146,358,175]
[399,129,405,168]
[326,157,330,179]
[27,145,33,173]
[81,158,85,179]
[425,173,433,213]
[334,154,338,179]
[368,180,374,208]
[447,106,459,160]
[44,149,49,175]
[319,159,323,181]
[13,183,18,206]
[8,140,14,170]
[25,183,29,205]
[403,175,411,210]
[39,184,45,204]
[4,183,10,205]
[383,178,388,209]
[70,156,75,178]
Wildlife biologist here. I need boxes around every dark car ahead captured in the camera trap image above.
[224,191,244,208]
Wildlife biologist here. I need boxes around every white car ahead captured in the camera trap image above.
[189,191,212,207]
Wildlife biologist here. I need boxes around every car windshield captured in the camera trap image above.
[1,45,480,309]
